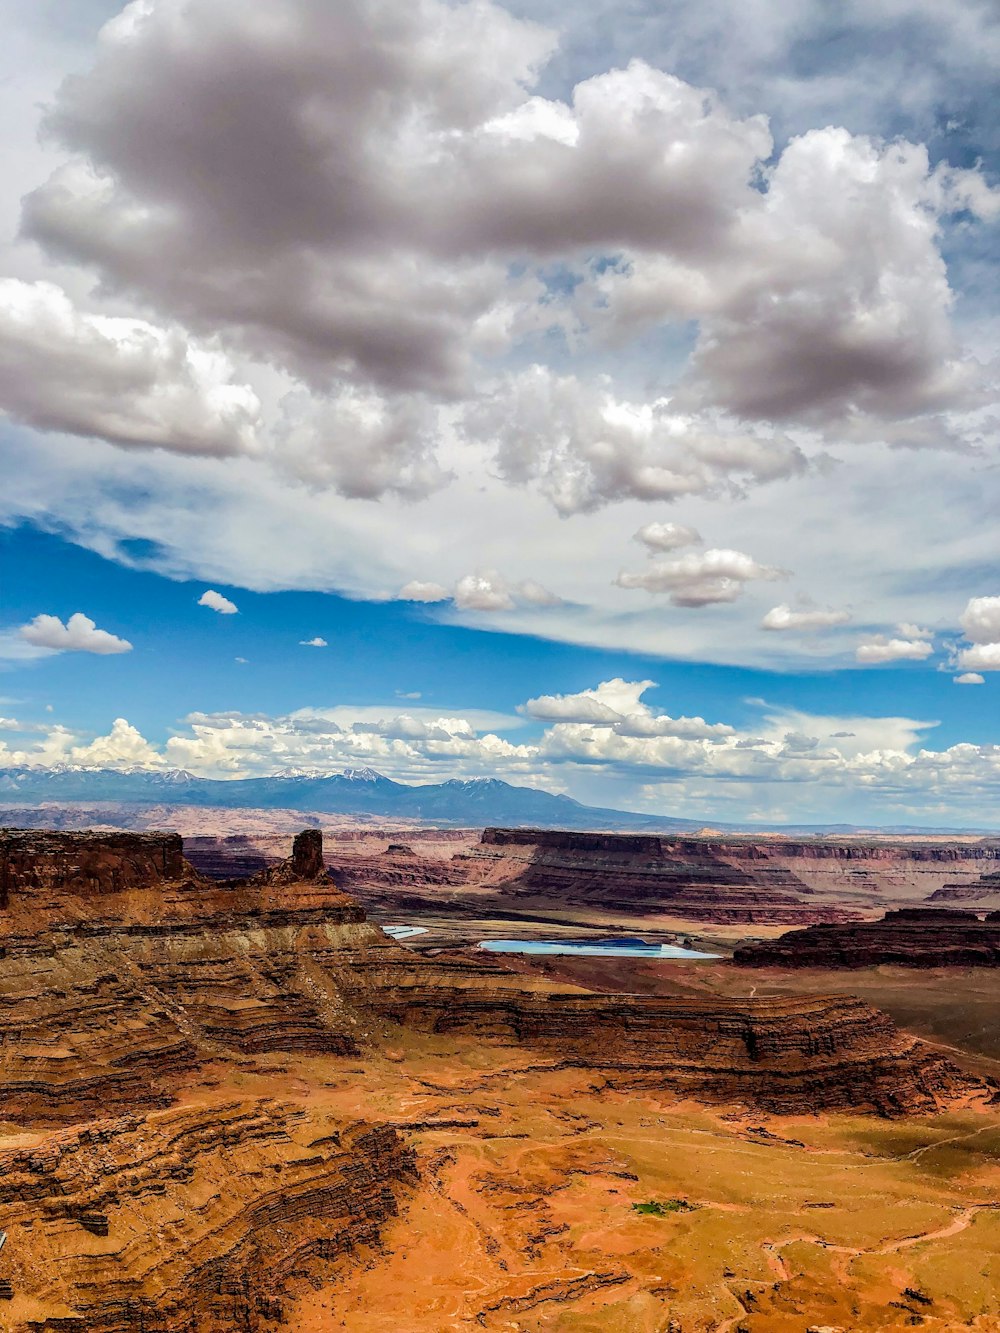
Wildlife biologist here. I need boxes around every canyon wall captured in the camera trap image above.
[0,828,990,1327]
[734,907,1000,968]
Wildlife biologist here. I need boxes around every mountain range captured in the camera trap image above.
[0,765,995,836]
[0,765,706,831]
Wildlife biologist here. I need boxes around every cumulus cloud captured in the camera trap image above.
[401,572,561,613]
[19,612,132,655]
[952,596,1000,673]
[468,367,807,514]
[960,596,1000,645]
[198,589,238,615]
[522,678,658,723]
[12,0,993,524]
[273,388,449,500]
[521,677,733,738]
[761,604,852,631]
[299,637,327,648]
[453,572,516,613]
[956,643,1000,673]
[615,548,786,607]
[855,632,935,663]
[955,672,985,685]
[0,280,261,456]
[0,278,262,455]
[634,521,702,553]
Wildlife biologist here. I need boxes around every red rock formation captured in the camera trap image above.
[733,907,1000,968]
[0,827,992,1327]
[455,828,857,924]
[0,1101,416,1332]
[0,827,188,904]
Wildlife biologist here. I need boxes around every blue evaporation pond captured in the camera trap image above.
[382,925,429,940]
[477,939,722,959]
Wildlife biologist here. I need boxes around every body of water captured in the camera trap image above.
[382,925,429,940]
[477,938,722,959]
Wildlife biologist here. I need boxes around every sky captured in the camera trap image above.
[0,0,998,825]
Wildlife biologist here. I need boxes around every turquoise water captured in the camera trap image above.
[383,924,429,940]
[477,939,722,959]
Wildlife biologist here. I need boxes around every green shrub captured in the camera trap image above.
[632,1198,697,1217]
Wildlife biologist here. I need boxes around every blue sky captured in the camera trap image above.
[0,0,998,824]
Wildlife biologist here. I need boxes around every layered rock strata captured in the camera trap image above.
[0,827,990,1327]
[332,944,968,1116]
[454,828,857,924]
[0,1100,416,1332]
[733,907,1000,968]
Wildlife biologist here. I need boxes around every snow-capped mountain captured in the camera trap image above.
[0,764,699,831]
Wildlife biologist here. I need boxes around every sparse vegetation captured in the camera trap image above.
[632,1198,698,1217]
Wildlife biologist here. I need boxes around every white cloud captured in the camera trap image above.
[960,596,1000,645]
[453,572,516,613]
[18,612,132,655]
[198,589,238,615]
[855,634,934,663]
[407,571,563,614]
[952,597,1000,673]
[634,521,702,553]
[955,672,985,685]
[0,280,261,456]
[299,637,327,648]
[521,678,658,723]
[274,387,449,500]
[761,604,852,631]
[469,367,807,514]
[4,680,1000,824]
[398,581,450,603]
[615,548,786,607]
[956,643,1000,673]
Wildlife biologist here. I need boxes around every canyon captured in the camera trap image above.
[1,825,999,1331]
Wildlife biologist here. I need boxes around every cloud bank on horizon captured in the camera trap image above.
[0,0,997,823]
[2,678,998,827]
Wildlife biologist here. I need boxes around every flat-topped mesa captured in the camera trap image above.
[348,963,972,1116]
[462,828,860,925]
[733,906,1000,968]
[0,827,190,904]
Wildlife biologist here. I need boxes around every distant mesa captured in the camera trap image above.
[734,906,1000,968]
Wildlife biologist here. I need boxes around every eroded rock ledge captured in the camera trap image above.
[0,828,989,1328]
[733,906,1000,969]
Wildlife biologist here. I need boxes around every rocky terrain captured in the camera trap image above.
[734,907,1000,968]
[0,826,998,1330]
[303,827,1000,931]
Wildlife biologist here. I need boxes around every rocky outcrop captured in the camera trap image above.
[928,870,1000,904]
[0,828,189,905]
[0,1100,416,1332]
[0,826,992,1329]
[733,907,1000,968]
[337,948,968,1117]
[455,828,859,924]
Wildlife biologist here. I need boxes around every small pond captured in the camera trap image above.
[477,938,722,959]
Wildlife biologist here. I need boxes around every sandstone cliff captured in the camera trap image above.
[0,828,989,1328]
[733,906,1000,968]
